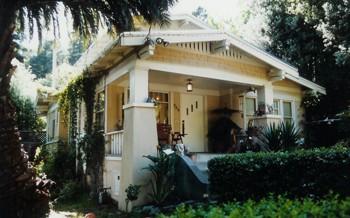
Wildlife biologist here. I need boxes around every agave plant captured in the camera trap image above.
[260,122,282,152]
[260,121,301,152]
[280,121,301,151]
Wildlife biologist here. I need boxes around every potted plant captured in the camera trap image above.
[125,184,142,212]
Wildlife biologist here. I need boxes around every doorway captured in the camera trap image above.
[180,94,205,152]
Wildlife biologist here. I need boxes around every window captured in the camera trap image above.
[95,91,105,131]
[283,101,293,123]
[47,109,58,142]
[149,91,169,124]
[245,98,256,121]
[273,100,280,115]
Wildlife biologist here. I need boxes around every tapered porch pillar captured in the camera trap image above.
[257,84,274,114]
[255,84,281,127]
[119,66,158,211]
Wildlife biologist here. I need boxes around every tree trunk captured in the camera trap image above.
[0,8,52,218]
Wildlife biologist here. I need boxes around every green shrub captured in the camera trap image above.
[157,195,350,218]
[35,140,77,198]
[208,147,350,201]
[58,180,84,201]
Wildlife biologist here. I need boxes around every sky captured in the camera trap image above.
[171,0,245,19]
[22,0,248,50]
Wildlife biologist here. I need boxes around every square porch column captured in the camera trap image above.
[255,84,281,127]
[257,84,274,114]
[119,66,158,211]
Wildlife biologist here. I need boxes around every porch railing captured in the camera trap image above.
[105,130,123,156]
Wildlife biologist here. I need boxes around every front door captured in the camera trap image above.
[180,94,205,152]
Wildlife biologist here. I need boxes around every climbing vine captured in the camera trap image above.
[302,91,322,109]
[58,70,106,198]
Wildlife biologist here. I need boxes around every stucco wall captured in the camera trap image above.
[104,158,122,202]
[106,85,124,132]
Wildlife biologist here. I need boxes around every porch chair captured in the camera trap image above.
[156,123,172,146]
[172,132,184,145]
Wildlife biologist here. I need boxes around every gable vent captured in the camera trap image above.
[176,42,242,59]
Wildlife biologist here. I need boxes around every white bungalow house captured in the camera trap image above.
[70,14,325,210]
[35,91,68,144]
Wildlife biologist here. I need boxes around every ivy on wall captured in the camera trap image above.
[58,70,106,197]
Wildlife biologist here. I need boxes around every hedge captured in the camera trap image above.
[157,195,350,218]
[208,147,350,201]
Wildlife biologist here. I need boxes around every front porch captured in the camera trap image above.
[101,64,293,208]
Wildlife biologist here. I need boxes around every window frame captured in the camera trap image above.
[245,97,257,129]
[95,90,105,131]
[273,99,280,115]
[282,101,293,123]
[149,91,170,124]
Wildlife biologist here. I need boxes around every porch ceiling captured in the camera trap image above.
[149,70,250,94]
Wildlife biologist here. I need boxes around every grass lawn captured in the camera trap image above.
[49,194,146,218]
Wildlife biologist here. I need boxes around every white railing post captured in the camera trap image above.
[105,130,123,156]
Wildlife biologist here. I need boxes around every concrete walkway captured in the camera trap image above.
[48,210,79,218]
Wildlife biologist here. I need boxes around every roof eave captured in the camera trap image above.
[79,27,326,95]
[285,73,326,95]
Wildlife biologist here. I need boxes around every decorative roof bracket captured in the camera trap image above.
[137,45,155,60]
[211,39,230,54]
[268,69,285,82]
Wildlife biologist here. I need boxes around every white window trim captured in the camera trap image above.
[244,97,257,129]
[272,99,297,124]
[281,100,294,122]
[149,91,170,124]
[47,108,59,143]
[95,89,106,132]
[273,99,280,115]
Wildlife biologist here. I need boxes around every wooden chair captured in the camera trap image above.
[172,132,184,145]
[157,123,172,146]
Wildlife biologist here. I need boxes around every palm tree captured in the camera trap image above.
[0,1,176,217]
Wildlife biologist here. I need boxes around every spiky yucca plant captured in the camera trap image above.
[260,121,301,152]
[260,122,282,152]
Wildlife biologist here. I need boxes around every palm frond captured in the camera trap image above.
[15,0,177,42]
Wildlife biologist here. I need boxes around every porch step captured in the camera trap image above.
[174,155,209,201]
[194,162,209,176]
[190,153,226,163]
[174,153,228,201]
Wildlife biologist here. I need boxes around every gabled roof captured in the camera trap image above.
[35,90,58,116]
[76,14,325,94]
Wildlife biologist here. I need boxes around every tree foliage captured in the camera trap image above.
[261,0,350,112]
[192,7,208,23]
[68,39,90,65]
[28,41,66,78]
[0,0,177,217]
[10,59,45,131]
[10,88,45,131]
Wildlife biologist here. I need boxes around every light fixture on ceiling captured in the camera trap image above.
[186,79,193,92]
[155,37,169,47]
[144,36,155,46]
[247,86,256,93]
